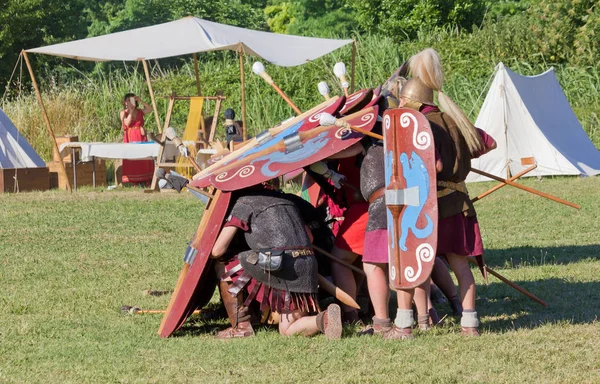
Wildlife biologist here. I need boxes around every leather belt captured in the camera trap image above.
[437,180,468,198]
[368,188,385,204]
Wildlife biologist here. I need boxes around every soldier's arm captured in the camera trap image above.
[326,142,364,159]
[211,226,239,258]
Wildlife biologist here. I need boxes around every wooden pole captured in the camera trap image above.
[193,53,201,96]
[22,50,72,192]
[312,244,365,276]
[317,274,360,309]
[471,165,536,203]
[149,96,176,191]
[350,39,356,94]
[470,168,580,209]
[239,47,247,141]
[270,82,302,115]
[468,259,548,307]
[141,59,163,134]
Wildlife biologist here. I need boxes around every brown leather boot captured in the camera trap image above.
[216,280,254,339]
[216,321,255,339]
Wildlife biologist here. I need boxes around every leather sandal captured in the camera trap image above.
[320,304,342,340]
[461,327,480,336]
[382,325,414,341]
[215,322,255,339]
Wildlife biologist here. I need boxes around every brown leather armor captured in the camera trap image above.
[426,111,476,219]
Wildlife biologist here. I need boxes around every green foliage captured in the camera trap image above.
[528,0,600,65]
[346,0,487,39]
[265,0,358,37]
[87,0,268,36]
[265,2,296,33]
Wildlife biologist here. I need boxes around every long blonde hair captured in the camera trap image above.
[409,48,482,155]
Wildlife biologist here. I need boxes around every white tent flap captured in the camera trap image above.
[0,108,46,169]
[468,63,600,182]
[26,17,353,67]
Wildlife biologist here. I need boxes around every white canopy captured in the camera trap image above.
[0,107,46,169]
[26,16,353,66]
[468,63,600,182]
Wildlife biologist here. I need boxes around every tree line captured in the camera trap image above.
[2,0,600,90]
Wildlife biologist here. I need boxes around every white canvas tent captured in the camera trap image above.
[468,63,600,182]
[22,17,355,191]
[0,107,46,169]
[0,107,49,192]
[26,16,353,66]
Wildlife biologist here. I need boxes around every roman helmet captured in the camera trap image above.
[399,77,435,110]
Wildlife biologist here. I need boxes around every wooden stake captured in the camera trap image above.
[471,165,536,203]
[193,53,201,96]
[141,59,163,134]
[468,259,548,307]
[312,244,365,276]
[239,47,247,141]
[317,274,360,309]
[350,40,357,94]
[22,50,72,192]
[208,97,223,143]
[266,80,301,115]
[470,168,580,209]
[149,96,176,191]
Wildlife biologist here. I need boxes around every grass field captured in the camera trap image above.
[1,177,599,383]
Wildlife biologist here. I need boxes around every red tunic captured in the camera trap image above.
[121,109,154,184]
[332,157,369,255]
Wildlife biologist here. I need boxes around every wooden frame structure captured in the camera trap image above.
[150,94,226,190]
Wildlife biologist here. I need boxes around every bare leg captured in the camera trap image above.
[330,247,360,316]
[413,281,429,316]
[279,310,319,336]
[431,258,459,300]
[445,253,476,311]
[396,288,413,311]
[363,262,390,320]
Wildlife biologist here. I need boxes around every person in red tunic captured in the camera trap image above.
[120,93,154,185]
[307,158,369,324]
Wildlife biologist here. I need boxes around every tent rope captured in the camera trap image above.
[2,52,23,101]
[467,68,496,118]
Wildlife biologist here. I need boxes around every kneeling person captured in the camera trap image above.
[211,186,342,339]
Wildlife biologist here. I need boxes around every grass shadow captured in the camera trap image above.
[472,278,600,332]
[484,244,600,268]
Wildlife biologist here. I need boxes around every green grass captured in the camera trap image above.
[1,177,599,383]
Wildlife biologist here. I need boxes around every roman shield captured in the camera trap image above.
[209,106,379,191]
[338,89,374,116]
[191,96,345,189]
[383,108,438,290]
[159,189,231,338]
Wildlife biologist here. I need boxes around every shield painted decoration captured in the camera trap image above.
[191,96,345,189]
[338,89,373,116]
[159,189,231,338]
[383,108,438,290]
[210,106,379,191]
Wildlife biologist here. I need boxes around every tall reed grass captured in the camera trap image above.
[2,31,599,161]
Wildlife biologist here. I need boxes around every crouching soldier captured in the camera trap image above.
[211,184,342,339]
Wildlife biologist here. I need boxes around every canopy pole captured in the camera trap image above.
[239,47,247,141]
[351,39,356,93]
[22,50,72,192]
[141,59,163,133]
[193,53,201,96]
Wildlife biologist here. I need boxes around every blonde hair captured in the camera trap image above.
[409,48,482,155]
